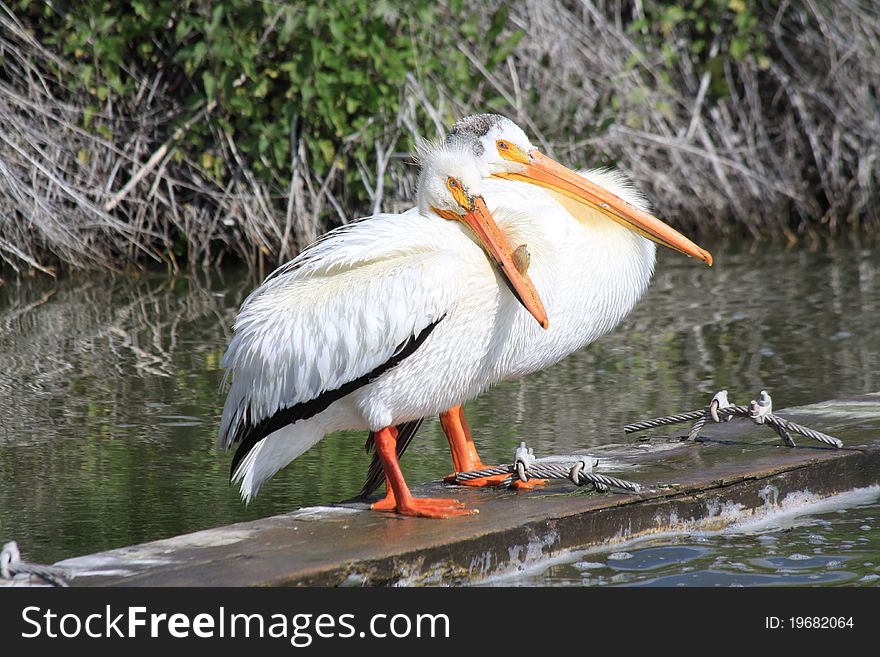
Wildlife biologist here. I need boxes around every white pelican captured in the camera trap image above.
[361,114,713,499]
[218,145,549,518]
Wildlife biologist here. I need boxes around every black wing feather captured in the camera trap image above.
[229,317,443,478]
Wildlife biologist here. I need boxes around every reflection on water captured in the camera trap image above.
[482,491,880,587]
[0,239,878,567]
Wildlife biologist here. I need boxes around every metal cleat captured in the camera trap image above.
[514,441,536,482]
[749,390,772,425]
[626,388,841,450]
[568,458,596,485]
[710,389,734,423]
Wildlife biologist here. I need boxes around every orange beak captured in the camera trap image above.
[438,197,549,329]
[494,151,713,266]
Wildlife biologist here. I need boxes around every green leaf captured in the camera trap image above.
[273,138,289,168]
[209,4,225,35]
[191,41,207,69]
[80,64,93,88]
[730,36,748,60]
[82,104,95,129]
[487,5,509,42]
[489,29,523,66]
[329,19,345,41]
[203,71,216,102]
[318,139,335,164]
[132,1,151,21]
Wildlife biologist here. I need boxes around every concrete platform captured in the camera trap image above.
[42,393,880,586]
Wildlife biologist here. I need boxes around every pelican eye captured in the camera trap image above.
[496,139,527,163]
[445,176,471,211]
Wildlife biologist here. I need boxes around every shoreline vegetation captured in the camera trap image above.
[0,1,878,277]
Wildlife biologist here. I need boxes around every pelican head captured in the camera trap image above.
[446,114,713,267]
[418,146,548,329]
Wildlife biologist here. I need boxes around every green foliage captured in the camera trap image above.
[18,0,523,210]
[629,0,769,99]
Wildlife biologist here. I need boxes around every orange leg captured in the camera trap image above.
[440,405,483,474]
[440,405,545,489]
[370,426,473,518]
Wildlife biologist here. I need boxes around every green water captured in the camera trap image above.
[481,488,880,587]
[1,239,879,580]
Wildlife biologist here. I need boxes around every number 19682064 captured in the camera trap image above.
[765,617,854,629]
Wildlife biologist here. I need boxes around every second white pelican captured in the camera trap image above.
[362,114,713,498]
[219,145,549,518]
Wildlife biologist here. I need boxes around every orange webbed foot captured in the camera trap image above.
[509,478,547,490]
[370,491,397,512]
[394,497,475,519]
[371,490,473,518]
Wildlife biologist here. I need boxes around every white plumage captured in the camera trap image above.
[219,214,486,500]
[220,115,711,512]
[219,147,546,506]
[220,211,461,435]
[357,115,710,497]
[480,169,655,382]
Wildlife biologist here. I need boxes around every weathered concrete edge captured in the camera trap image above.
[292,447,880,586]
[97,445,880,587]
